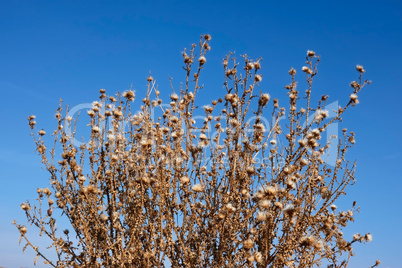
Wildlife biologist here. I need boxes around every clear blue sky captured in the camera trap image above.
[1,1,401,267]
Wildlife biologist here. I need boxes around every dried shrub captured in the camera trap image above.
[14,35,380,267]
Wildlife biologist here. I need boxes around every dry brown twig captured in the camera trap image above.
[14,34,377,267]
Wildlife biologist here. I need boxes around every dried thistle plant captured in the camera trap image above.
[14,35,380,267]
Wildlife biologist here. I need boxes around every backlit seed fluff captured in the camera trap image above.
[203,105,213,113]
[147,75,153,82]
[254,74,262,82]
[258,93,270,106]
[254,123,265,132]
[315,109,329,121]
[43,188,51,195]
[350,94,358,101]
[38,129,46,136]
[92,126,100,133]
[246,166,255,174]
[19,226,27,235]
[350,81,359,88]
[170,93,179,101]
[288,68,296,75]
[307,50,316,57]
[199,133,207,140]
[243,239,254,249]
[113,109,123,118]
[247,255,255,263]
[302,66,310,73]
[218,213,225,219]
[142,176,150,184]
[180,176,190,184]
[170,116,179,123]
[330,204,337,210]
[246,62,254,70]
[356,65,365,73]
[314,240,324,250]
[283,204,295,214]
[20,203,30,211]
[78,175,86,183]
[365,233,373,242]
[229,118,238,127]
[300,158,308,166]
[256,211,267,221]
[259,199,270,209]
[225,93,234,102]
[254,252,263,263]
[87,110,95,117]
[301,235,315,247]
[225,203,236,212]
[100,214,108,222]
[353,233,360,240]
[274,201,283,209]
[122,90,135,101]
[298,139,307,147]
[111,154,118,162]
[192,184,204,192]
[287,181,296,189]
[312,128,321,136]
[264,186,277,196]
[92,101,102,108]
[198,56,207,65]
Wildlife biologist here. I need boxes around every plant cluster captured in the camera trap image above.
[14,35,379,267]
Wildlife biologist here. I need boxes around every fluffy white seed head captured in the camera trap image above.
[192,184,204,192]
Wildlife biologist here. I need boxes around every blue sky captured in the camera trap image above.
[1,0,401,267]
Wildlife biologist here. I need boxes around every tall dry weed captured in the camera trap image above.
[14,35,379,267]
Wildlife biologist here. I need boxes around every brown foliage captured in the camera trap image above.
[14,35,379,267]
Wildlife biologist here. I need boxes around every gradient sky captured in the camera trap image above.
[1,1,401,267]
